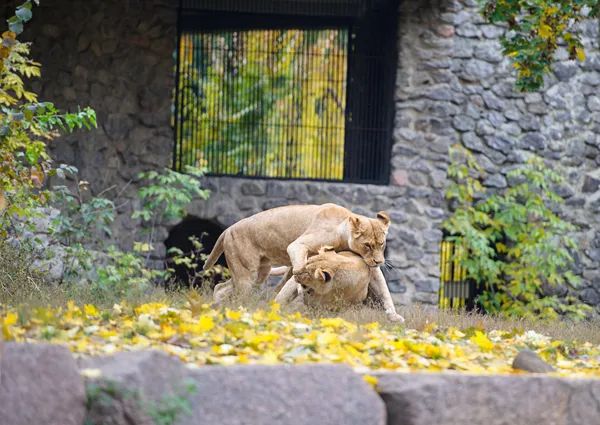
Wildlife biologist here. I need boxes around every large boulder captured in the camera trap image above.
[0,342,86,425]
[80,350,189,425]
[188,363,386,425]
[374,371,600,425]
[80,351,386,425]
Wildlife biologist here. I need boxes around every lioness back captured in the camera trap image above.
[224,203,351,265]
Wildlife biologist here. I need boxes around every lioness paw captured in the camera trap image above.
[387,312,405,324]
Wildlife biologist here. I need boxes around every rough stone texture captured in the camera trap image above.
[81,351,386,425]
[81,350,190,425]
[375,371,600,425]
[512,349,555,373]
[187,363,386,425]
[0,342,87,425]
[5,0,600,310]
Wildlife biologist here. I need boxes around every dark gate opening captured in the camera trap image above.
[172,0,400,185]
[164,217,227,289]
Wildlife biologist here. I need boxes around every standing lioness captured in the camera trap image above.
[203,203,404,323]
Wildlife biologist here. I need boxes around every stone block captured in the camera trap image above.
[0,342,86,425]
[375,371,600,425]
[187,364,386,425]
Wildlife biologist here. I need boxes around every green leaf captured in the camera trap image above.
[16,6,33,22]
[8,19,24,35]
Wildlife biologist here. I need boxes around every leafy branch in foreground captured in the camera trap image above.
[480,0,599,91]
[0,1,97,229]
[443,145,592,322]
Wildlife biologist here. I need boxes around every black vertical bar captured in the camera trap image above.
[173,0,183,172]
[380,0,399,184]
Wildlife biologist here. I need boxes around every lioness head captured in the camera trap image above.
[347,211,390,267]
[293,246,338,295]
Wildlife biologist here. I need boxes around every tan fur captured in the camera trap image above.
[204,204,403,322]
[274,246,372,311]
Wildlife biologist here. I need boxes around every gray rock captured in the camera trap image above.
[423,229,443,242]
[103,113,134,141]
[375,371,600,425]
[1,343,86,425]
[452,115,476,131]
[519,132,547,151]
[518,115,541,131]
[588,96,600,112]
[474,43,503,62]
[415,278,440,293]
[484,135,514,154]
[456,23,481,38]
[512,350,555,373]
[582,72,600,86]
[482,91,505,111]
[235,197,257,211]
[452,38,474,58]
[398,229,419,245]
[487,111,506,127]
[483,174,507,188]
[241,182,266,196]
[582,173,600,193]
[552,62,579,82]
[188,364,386,425]
[480,24,505,39]
[580,288,600,305]
[266,181,286,198]
[262,199,289,210]
[81,351,191,425]
[504,109,521,121]
[462,60,495,81]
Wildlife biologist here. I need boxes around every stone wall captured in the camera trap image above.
[13,0,178,252]
[5,0,600,311]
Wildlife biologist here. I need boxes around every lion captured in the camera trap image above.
[272,246,375,312]
[203,203,404,323]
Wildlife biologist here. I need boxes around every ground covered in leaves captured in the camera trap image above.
[2,299,599,378]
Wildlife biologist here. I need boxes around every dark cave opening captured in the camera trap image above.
[164,217,227,289]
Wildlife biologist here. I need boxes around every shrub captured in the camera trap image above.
[443,145,592,322]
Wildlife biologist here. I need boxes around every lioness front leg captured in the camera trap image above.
[369,268,405,324]
[274,275,301,306]
[287,239,311,275]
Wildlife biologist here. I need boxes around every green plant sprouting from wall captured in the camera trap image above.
[443,144,593,322]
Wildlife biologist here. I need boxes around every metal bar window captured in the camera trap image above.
[172,1,399,184]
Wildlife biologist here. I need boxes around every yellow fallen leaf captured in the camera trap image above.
[198,315,215,332]
[576,48,585,62]
[470,331,494,353]
[363,374,378,389]
[84,304,99,317]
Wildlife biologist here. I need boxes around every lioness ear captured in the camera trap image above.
[315,268,333,283]
[376,211,390,228]
[318,245,335,255]
[348,216,362,233]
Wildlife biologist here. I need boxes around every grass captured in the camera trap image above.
[2,243,600,346]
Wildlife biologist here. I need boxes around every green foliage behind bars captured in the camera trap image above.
[443,145,592,322]
[173,29,348,180]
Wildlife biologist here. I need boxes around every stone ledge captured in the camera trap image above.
[373,370,600,425]
[2,342,600,425]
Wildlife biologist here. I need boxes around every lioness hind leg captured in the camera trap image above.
[213,279,233,306]
[222,243,262,297]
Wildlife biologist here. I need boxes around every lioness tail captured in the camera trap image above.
[203,230,226,271]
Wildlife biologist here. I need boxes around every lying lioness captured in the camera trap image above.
[272,246,374,312]
[203,203,404,323]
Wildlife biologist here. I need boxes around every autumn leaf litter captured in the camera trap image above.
[2,300,599,378]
